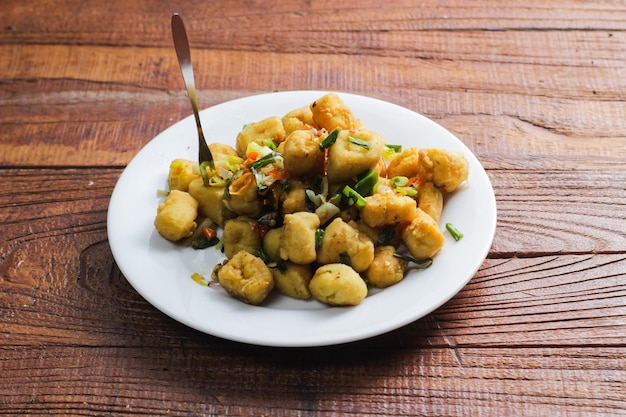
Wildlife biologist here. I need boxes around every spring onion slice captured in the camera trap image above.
[377,225,396,246]
[446,223,464,241]
[319,128,339,150]
[248,152,277,170]
[348,136,370,149]
[342,185,367,209]
[393,253,433,269]
[391,176,409,187]
[354,169,378,197]
[315,229,325,249]
[385,144,402,152]
[339,251,352,266]
[199,161,212,186]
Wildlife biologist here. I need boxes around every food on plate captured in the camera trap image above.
[215,250,274,305]
[309,263,368,306]
[154,93,469,306]
[364,246,409,288]
[154,190,198,241]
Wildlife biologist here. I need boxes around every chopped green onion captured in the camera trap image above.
[275,259,287,273]
[377,226,396,246]
[339,251,352,266]
[342,185,367,209]
[391,176,409,187]
[199,161,212,186]
[256,247,270,264]
[263,138,278,150]
[385,144,402,153]
[251,167,267,192]
[446,223,464,241]
[248,152,277,170]
[319,128,339,150]
[156,189,169,197]
[315,229,325,249]
[393,253,433,269]
[354,169,378,197]
[348,136,370,149]
[396,186,418,197]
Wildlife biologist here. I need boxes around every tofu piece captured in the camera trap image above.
[154,190,198,241]
[401,208,445,259]
[280,212,320,264]
[187,177,236,227]
[235,116,286,156]
[325,129,383,184]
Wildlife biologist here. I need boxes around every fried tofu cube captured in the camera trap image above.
[310,93,360,132]
[154,190,198,242]
[272,262,313,300]
[187,177,236,227]
[235,116,286,156]
[280,212,320,264]
[401,208,445,259]
[325,129,384,184]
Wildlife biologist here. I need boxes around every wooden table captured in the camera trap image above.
[2,1,625,415]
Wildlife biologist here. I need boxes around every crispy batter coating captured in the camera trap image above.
[187,178,236,227]
[309,263,367,306]
[316,218,374,273]
[401,208,445,259]
[387,147,468,193]
[325,129,384,184]
[282,105,317,136]
[217,250,274,305]
[168,158,200,192]
[361,193,418,228]
[272,262,313,300]
[282,129,324,176]
[280,212,320,264]
[310,93,360,132]
[417,181,443,223]
[154,190,198,242]
[364,246,408,288]
[222,217,261,259]
[235,116,286,156]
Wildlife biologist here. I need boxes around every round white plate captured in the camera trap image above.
[107,91,497,347]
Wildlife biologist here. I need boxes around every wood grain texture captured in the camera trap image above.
[1,0,625,415]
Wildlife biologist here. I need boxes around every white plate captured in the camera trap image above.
[107,91,497,347]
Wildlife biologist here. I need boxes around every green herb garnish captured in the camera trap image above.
[315,229,325,249]
[348,136,371,149]
[354,169,378,197]
[339,252,352,266]
[248,152,277,170]
[393,253,433,269]
[446,223,464,241]
[319,128,339,150]
[342,185,367,209]
[384,144,402,153]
